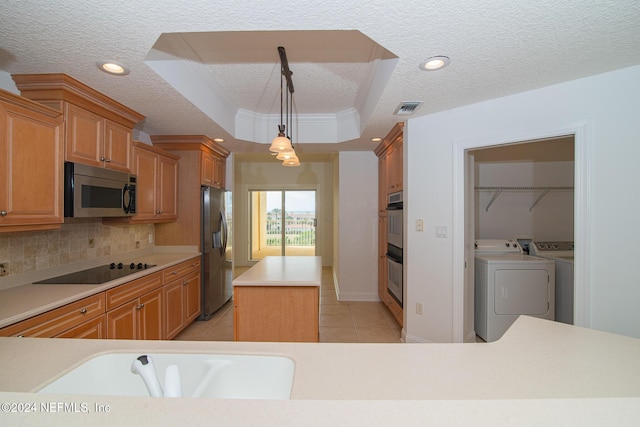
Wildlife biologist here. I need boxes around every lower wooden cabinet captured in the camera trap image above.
[1,259,200,341]
[164,270,201,339]
[105,273,164,340]
[56,315,106,339]
[0,294,105,338]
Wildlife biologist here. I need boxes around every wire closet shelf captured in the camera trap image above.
[475,186,574,212]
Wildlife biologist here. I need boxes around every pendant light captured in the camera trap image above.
[269,46,300,166]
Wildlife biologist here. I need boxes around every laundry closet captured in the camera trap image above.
[469,136,575,341]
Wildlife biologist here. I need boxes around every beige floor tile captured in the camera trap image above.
[200,325,234,341]
[320,304,351,315]
[320,312,353,328]
[320,327,359,343]
[356,327,402,343]
[320,289,340,304]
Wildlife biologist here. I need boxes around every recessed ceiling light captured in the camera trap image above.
[96,60,130,76]
[419,56,450,71]
[214,138,225,143]
[371,137,382,142]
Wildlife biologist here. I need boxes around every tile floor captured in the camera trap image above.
[174,267,402,343]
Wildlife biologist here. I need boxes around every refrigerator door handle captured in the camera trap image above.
[220,210,228,255]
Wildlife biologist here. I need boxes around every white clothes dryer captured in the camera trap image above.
[530,241,574,325]
[475,239,555,342]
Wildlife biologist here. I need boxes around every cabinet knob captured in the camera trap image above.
[79,308,87,314]
[136,303,145,310]
[105,158,111,163]
[100,156,105,161]
[0,211,7,217]
[171,271,178,275]
[183,280,189,286]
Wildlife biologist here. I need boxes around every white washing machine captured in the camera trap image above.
[530,241,574,325]
[475,239,555,342]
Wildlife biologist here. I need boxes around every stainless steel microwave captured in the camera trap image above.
[64,162,137,218]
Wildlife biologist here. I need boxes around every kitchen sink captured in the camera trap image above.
[37,353,295,399]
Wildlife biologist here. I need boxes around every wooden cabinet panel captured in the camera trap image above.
[106,287,163,340]
[0,90,63,232]
[163,258,200,283]
[103,120,132,172]
[163,279,185,339]
[162,257,201,339]
[200,151,226,189]
[234,286,319,342]
[184,271,201,323]
[120,142,178,224]
[56,314,106,339]
[201,151,215,186]
[106,301,137,339]
[158,154,178,219]
[65,103,103,167]
[138,287,163,340]
[0,294,105,338]
[105,272,162,310]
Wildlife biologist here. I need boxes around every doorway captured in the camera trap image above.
[249,190,316,260]
[457,129,587,343]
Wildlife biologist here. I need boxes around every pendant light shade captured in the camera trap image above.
[269,132,293,153]
[282,155,300,167]
[276,149,296,160]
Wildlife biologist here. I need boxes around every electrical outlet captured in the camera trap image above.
[416,219,424,232]
[0,263,8,277]
[148,234,153,244]
[416,302,423,315]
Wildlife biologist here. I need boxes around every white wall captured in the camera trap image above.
[406,65,640,342]
[335,152,379,301]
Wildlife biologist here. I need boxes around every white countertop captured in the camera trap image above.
[232,256,322,287]
[0,317,639,425]
[0,251,200,328]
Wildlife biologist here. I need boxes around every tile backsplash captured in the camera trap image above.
[0,219,154,277]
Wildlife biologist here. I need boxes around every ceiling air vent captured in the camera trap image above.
[393,101,423,116]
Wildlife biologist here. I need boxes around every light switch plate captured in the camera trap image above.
[436,226,448,238]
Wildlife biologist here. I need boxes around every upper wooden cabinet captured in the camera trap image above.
[130,142,179,223]
[151,135,230,249]
[375,122,404,195]
[201,150,226,189]
[0,89,64,233]
[12,73,144,173]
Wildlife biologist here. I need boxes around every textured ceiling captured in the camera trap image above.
[1,0,640,154]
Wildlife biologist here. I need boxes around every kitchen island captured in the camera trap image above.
[0,316,639,425]
[232,256,322,342]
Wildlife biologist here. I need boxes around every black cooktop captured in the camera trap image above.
[34,263,156,285]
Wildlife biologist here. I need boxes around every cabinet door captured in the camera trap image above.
[0,99,63,230]
[158,154,178,219]
[214,157,226,189]
[200,151,216,186]
[65,103,103,167]
[103,120,132,172]
[132,145,158,221]
[163,279,185,339]
[56,315,106,339]
[138,287,163,340]
[184,271,201,323]
[106,301,137,339]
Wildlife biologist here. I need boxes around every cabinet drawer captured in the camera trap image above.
[0,293,105,338]
[162,257,200,283]
[105,272,163,310]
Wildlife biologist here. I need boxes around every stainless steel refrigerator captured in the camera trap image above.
[200,186,233,320]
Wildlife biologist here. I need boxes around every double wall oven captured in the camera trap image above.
[386,191,403,307]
